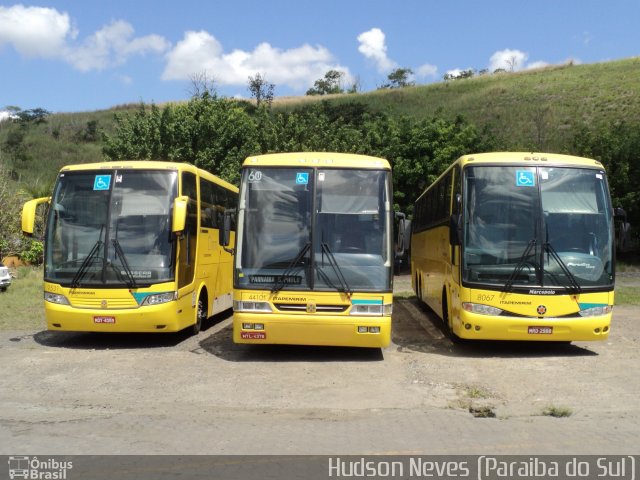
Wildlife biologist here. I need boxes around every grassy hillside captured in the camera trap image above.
[294,57,640,152]
[2,57,639,189]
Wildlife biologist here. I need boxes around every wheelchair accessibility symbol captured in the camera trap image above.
[93,175,112,191]
[516,170,535,187]
[296,172,309,185]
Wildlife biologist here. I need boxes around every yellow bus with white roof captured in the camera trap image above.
[411,152,616,342]
[221,152,394,348]
[22,161,237,334]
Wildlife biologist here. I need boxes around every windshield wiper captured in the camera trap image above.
[320,242,352,297]
[271,242,310,294]
[111,239,138,289]
[70,238,103,288]
[544,242,582,294]
[503,239,536,292]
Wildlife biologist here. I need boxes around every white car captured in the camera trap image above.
[0,263,11,291]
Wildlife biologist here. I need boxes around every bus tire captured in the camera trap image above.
[192,292,207,335]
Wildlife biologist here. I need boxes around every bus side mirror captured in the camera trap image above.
[614,207,627,221]
[22,197,50,236]
[449,193,462,246]
[172,196,188,233]
[449,214,462,246]
[219,209,235,253]
[394,212,407,258]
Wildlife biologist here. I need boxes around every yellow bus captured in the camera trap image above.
[412,152,615,342]
[220,152,394,348]
[22,161,238,334]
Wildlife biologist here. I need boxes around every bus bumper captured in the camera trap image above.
[44,301,192,333]
[233,312,391,348]
[454,311,612,341]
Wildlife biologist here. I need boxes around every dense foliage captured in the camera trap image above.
[103,94,486,214]
[2,59,640,258]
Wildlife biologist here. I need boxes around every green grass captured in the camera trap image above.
[614,287,640,305]
[280,58,640,152]
[0,266,46,330]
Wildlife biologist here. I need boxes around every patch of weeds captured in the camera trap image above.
[465,385,492,399]
[469,406,496,418]
[542,405,572,418]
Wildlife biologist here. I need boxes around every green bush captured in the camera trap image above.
[20,240,44,265]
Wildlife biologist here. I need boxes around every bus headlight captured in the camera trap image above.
[141,292,176,306]
[462,302,503,316]
[350,303,393,316]
[578,305,612,317]
[44,292,70,305]
[234,301,273,313]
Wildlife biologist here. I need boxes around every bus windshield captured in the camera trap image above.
[462,165,614,290]
[45,170,177,287]
[237,167,391,292]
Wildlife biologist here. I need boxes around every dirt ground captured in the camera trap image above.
[0,276,638,455]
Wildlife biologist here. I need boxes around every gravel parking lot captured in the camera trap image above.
[0,278,638,455]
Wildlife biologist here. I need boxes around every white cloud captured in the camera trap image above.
[162,30,352,90]
[0,5,75,58]
[416,63,438,79]
[525,60,550,70]
[0,5,169,71]
[0,110,17,123]
[357,27,397,73]
[489,49,529,72]
[66,20,170,71]
[445,68,465,78]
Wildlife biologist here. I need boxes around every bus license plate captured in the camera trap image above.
[94,316,116,324]
[528,326,552,335]
[241,331,266,340]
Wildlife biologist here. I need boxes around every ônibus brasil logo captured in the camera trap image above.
[8,456,73,479]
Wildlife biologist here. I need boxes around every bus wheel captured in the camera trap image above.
[192,295,207,335]
[442,291,462,344]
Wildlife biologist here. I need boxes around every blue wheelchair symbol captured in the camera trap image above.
[94,175,112,191]
[296,172,309,185]
[516,170,535,187]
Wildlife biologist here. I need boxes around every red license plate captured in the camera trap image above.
[94,316,116,324]
[241,331,266,340]
[528,326,552,334]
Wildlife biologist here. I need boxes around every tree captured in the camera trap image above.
[187,71,217,99]
[506,55,518,72]
[380,68,415,89]
[247,73,275,108]
[17,108,51,124]
[103,96,259,185]
[306,70,344,95]
[4,128,29,163]
[0,163,28,258]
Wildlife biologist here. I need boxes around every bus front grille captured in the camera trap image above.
[70,298,138,309]
[274,304,348,313]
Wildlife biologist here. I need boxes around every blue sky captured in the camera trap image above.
[1,0,639,114]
